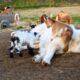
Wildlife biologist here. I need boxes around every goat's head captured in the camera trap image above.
[29,24,36,29]
[43,15,56,28]
[44,16,73,52]
[33,32,41,41]
[56,11,72,24]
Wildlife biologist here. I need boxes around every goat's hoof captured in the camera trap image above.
[32,58,36,64]
[32,58,40,64]
[19,53,23,57]
[41,62,50,66]
[10,53,14,58]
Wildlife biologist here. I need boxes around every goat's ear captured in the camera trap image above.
[44,16,49,22]
[30,24,36,29]
[45,16,48,20]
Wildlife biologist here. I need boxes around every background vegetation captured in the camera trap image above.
[0,0,80,30]
[54,0,80,7]
[0,0,80,9]
[0,0,53,9]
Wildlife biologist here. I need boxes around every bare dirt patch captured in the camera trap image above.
[18,6,80,18]
[0,30,80,80]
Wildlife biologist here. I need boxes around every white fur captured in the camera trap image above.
[33,24,80,65]
[42,37,64,64]
[32,27,65,65]
[10,22,47,54]
[32,28,53,63]
[70,25,80,39]
[10,30,40,53]
[31,23,47,36]
[14,13,20,26]
[67,25,80,53]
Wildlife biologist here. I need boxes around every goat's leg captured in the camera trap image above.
[9,42,14,58]
[42,37,64,66]
[32,38,46,63]
[15,48,23,57]
[27,45,34,56]
[32,47,46,63]
[19,51,23,57]
[9,48,14,58]
[42,43,56,65]
[15,42,23,57]
[9,51,14,58]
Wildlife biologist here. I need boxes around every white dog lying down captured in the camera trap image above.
[9,30,40,58]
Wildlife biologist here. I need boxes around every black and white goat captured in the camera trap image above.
[9,14,48,58]
[9,30,40,58]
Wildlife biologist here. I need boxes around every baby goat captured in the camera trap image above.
[9,30,40,58]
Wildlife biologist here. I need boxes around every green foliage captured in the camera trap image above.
[72,16,80,25]
[0,0,80,9]
[21,16,80,25]
[21,16,40,24]
[54,0,80,7]
[16,26,24,30]
[0,16,80,30]
[0,0,51,9]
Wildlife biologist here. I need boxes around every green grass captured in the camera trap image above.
[15,16,80,31]
[21,16,80,25]
[0,0,51,9]
[72,16,80,25]
[0,16,80,30]
[16,26,24,30]
[21,16,40,24]
[54,0,80,7]
[0,0,80,9]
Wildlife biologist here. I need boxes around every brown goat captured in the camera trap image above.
[56,11,72,24]
[44,16,73,52]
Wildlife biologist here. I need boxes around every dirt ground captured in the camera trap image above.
[0,7,80,80]
[18,6,80,18]
[0,29,80,80]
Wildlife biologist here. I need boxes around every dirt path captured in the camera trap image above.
[0,30,80,80]
[17,6,80,18]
